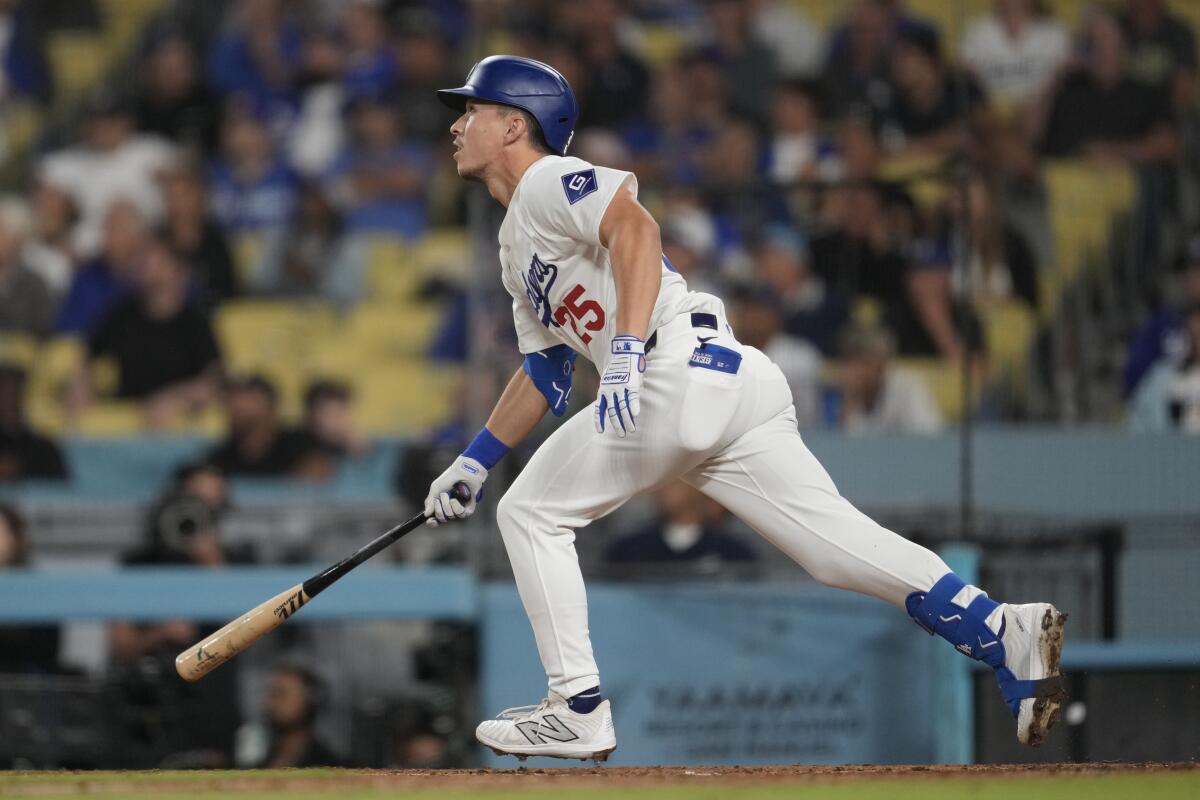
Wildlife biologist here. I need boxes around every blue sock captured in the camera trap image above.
[567,686,602,714]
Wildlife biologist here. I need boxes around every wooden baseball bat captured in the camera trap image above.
[175,483,472,682]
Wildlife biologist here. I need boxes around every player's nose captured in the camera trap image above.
[450,114,466,137]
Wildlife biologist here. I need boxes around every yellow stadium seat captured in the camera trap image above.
[47,34,108,102]
[896,357,974,422]
[980,300,1035,377]
[786,0,849,32]
[100,0,165,51]
[852,297,883,326]
[0,333,38,369]
[364,237,420,302]
[410,229,471,282]
[366,230,470,303]
[76,401,142,437]
[215,301,337,419]
[1042,160,1136,321]
[637,25,690,68]
[3,102,42,156]
[1170,0,1200,46]
[231,233,270,289]
[352,361,463,435]
[343,303,440,358]
[21,337,85,432]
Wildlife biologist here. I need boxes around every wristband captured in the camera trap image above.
[611,335,645,355]
[463,426,510,470]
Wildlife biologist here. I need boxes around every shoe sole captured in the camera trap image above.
[477,731,617,763]
[1020,608,1068,747]
[484,744,617,763]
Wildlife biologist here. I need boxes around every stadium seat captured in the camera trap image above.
[215,301,338,419]
[897,357,971,421]
[410,229,471,282]
[46,34,109,103]
[0,333,38,370]
[230,232,270,289]
[364,237,419,302]
[979,300,1036,379]
[366,230,470,303]
[100,0,166,53]
[25,338,85,434]
[75,401,142,437]
[352,361,463,435]
[636,25,690,68]
[343,303,440,358]
[879,153,947,210]
[1042,160,1135,322]
[1171,0,1200,42]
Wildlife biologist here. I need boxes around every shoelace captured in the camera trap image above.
[496,698,552,721]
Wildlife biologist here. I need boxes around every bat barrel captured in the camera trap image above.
[175,583,309,682]
[174,502,444,681]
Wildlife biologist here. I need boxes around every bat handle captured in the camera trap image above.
[451,481,473,505]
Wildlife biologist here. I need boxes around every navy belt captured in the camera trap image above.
[644,312,717,354]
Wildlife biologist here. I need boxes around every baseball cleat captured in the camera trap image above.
[476,696,617,762]
[998,603,1068,746]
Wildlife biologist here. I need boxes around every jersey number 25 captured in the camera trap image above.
[554,284,605,345]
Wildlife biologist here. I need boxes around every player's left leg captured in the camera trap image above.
[478,345,713,761]
[687,405,1067,746]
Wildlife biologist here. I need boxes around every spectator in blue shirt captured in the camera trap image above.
[605,481,757,573]
[325,92,431,239]
[55,199,145,335]
[0,0,52,105]
[205,0,303,113]
[1126,235,1200,397]
[340,0,396,97]
[208,98,298,234]
[621,61,720,186]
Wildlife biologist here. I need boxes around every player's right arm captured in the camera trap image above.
[485,367,550,447]
[424,342,576,526]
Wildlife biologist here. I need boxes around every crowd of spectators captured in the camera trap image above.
[0,0,1195,461]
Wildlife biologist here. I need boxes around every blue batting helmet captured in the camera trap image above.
[437,55,578,156]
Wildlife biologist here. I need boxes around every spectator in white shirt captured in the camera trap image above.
[960,0,1071,111]
[767,80,822,185]
[837,322,943,435]
[37,90,176,258]
[747,0,822,79]
[20,181,77,298]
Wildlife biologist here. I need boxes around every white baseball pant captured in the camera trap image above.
[495,310,952,699]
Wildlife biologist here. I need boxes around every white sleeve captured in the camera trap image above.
[501,270,560,355]
[531,162,637,248]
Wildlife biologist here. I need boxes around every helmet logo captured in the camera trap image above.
[562,130,574,155]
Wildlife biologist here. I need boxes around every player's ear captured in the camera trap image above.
[503,112,524,147]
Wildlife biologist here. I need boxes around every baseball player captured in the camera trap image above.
[427,56,1067,762]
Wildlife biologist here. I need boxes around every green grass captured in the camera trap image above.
[1,770,1197,800]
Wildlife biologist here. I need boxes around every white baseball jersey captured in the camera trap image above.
[497,155,717,368]
[490,154,956,705]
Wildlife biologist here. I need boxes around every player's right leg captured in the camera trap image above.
[686,359,1066,746]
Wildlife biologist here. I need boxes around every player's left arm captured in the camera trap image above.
[594,181,661,437]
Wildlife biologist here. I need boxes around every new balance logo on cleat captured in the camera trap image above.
[516,714,580,745]
[477,697,616,761]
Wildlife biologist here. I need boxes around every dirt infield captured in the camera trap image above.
[2,761,1198,798]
